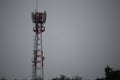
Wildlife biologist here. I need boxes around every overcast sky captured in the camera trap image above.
[0,0,120,80]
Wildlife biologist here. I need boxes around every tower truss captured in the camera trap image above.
[31,10,47,80]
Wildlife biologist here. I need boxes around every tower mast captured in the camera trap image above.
[31,0,47,80]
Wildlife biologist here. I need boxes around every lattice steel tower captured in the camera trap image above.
[31,0,47,80]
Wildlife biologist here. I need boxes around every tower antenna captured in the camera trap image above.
[35,0,38,12]
[31,0,47,80]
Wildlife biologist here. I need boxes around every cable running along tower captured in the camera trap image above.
[31,0,47,80]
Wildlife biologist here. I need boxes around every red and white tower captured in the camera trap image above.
[31,0,47,80]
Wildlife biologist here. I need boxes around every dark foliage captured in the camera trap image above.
[51,75,82,80]
[0,78,7,80]
[96,65,120,80]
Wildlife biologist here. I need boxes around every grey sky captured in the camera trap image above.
[0,0,120,80]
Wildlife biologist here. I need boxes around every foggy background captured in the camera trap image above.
[0,0,120,80]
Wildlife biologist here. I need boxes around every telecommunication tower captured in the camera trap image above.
[31,0,47,80]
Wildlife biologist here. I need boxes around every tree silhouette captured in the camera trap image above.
[0,78,7,80]
[51,75,82,80]
[96,65,120,80]
[71,75,82,80]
